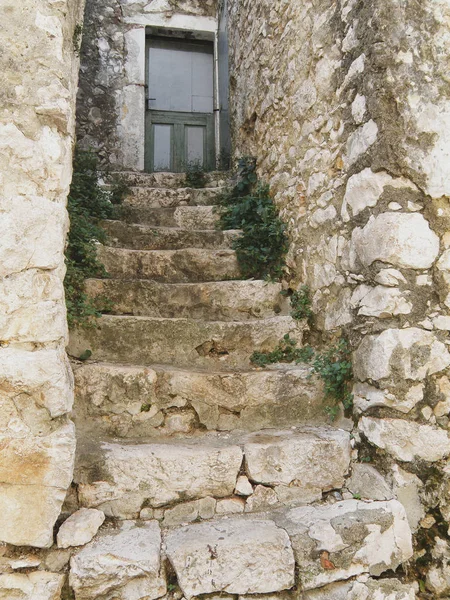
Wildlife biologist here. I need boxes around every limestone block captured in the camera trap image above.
[245,485,279,512]
[353,382,424,414]
[0,346,73,418]
[274,499,412,590]
[0,422,76,547]
[302,578,416,599]
[70,520,166,600]
[0,195,68,278]
[375,268,407,287]
[346,464,393,501]
[163,501,199,527]
[349,213,439,270]
[359,417,450,462]
[391,465,425,532]
[77,438,243,513]
[344,120,378,167]
[165,519,295,598]
[0,572,64,600]
[244,428,351,501]
[235,475,253,496]
[353,328,450,382]
[216,498,245,514]
[426,537,450,597]
[352,286,412,318]
[57,508,105,548]
[0,269,67,343]
[341,168,415,221]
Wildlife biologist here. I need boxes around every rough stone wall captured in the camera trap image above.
[228,0,450,593]
[76,0,217,171]
[0,0,85,551]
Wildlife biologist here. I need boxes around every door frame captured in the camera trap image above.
[144,34,215,173]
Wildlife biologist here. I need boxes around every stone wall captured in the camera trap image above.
[0,0,85,555]
[228,0,450,594]
[76,0,217,171]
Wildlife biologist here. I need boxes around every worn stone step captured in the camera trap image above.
[74,427,351,518]
[109,170,228,189]
[72,361,329,438]
[97,246,240,283]
[68,315,305,369]
[101,220,238,250]
[84,279,289,320]
[166,500,413,598]
[127,185,224,208]
[122,204,219,229]
[67,502,413,600]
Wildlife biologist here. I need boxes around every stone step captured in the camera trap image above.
[127,185,224,208]
[109,170,228,189]
[72,361,329,439]
[122,204,219,229]
[101,220,238,250]
[68,501,413,600]
[68,315,305,369]
[97,246,240,283]
[74,427,351,518]
[166,500,413,598]
[84,279,289,320]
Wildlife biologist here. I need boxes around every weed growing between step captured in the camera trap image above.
[283,285,313,322]
[217,157,288,279]
[251,335,353,419]
[65,149,125,328]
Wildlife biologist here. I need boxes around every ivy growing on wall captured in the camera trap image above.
[217,157,288,279]
[64,149,124,329]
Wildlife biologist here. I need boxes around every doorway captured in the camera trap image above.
[145,37,215,173]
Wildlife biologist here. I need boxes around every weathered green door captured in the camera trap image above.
[145,37,215,173]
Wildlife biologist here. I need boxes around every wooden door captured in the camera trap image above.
[145,37,215,173]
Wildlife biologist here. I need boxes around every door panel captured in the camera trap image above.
[146,38,215,173]
[153,124,173,171]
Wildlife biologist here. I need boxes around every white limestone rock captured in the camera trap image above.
[302,578,416,599]
[426,537,450,597]
[164,518,295,598]
[216,498,245,514]
[353,328,450,382]
[375,268,407,287]
[341,168,415,221]
[0,572,64,600]
[344,120,378,167]
[57,508,105,549]
[235,475,253,496]
[0,422,76,548]
[70,520,166,600]
[162,501,200,527]
[245,485,279,512]
[273,499,413,590]
[244,428,351,502]
[359,417,450,462]
[352,285,412,318]
[0,346,74,418]
[348,213,439,270]
[77,438,243,514]
[346,464,393,501]
[0,269,67,344]
[391,465,425,533]
[353,382,424,414]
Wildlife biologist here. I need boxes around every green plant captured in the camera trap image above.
[217,157,288,279]
[65,149,123,329]
[185,161,207,189]
[251,334,314,368]
[289,285,313,321]
[250,335,353,419]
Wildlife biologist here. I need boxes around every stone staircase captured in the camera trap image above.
[68,172,414,600]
